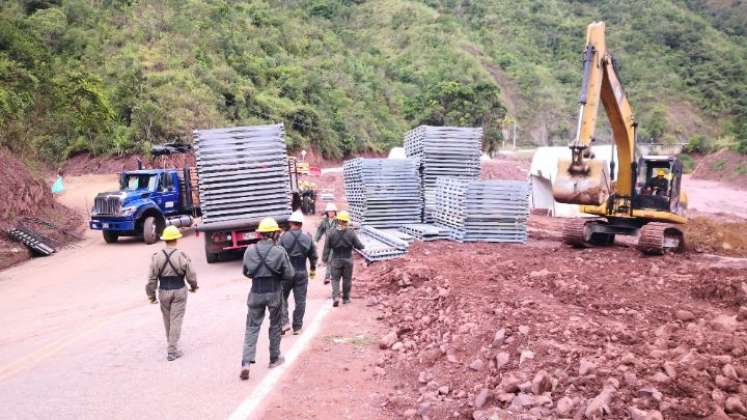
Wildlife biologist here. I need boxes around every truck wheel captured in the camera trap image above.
[204,236,219,263]
[103,231,119,243]
[143,216,159,244]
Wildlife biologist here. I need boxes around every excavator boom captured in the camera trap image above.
[553,22,636,206]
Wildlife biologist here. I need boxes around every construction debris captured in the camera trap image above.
[434,178,530,242]
[343,158,422,227]
[356,225,410,262]
[404,126,482,222]
[193,124,293,224]
[4,226,56,256]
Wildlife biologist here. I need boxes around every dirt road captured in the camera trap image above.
[0,175,345,420]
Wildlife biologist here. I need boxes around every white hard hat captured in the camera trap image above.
[289,210,304,224]
[324,203,338,213]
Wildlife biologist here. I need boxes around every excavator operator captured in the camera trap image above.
[645,168,670,197]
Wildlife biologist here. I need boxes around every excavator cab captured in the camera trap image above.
[633,156,685,214]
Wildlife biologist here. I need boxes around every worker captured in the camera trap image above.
[279,210,318,335]
[647,168,670,196]
[146,226,199,362]
[315,203,338,285]
[322,210,364,307]
[239,217,295,381]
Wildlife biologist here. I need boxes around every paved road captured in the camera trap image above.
[0,176,333,419]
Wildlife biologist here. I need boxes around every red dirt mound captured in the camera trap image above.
[691,149,747,190]
[480,157,530,181]
[0,148,83,270]
[359,239,747,419]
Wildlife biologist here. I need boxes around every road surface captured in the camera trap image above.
[0,175,335,420]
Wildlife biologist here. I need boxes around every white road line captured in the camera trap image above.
[227,302,333,420]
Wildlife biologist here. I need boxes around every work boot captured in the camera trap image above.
[293,328,302,335]
[167,350,183,361]
[239,366,250,381]
[281,323,291,335]
[269,355,285,369]
[324,279,330,285]
[343,298,351,305]
[333,300,339,307]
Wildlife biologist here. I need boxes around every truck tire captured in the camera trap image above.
[204,236,219,264]
[143,216,159,244]
[103,231,119,243]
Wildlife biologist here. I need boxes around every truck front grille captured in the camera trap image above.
[94,196,122,216]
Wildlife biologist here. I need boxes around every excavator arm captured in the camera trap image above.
[553,22,636,206]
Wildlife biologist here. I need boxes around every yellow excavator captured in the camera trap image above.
[553,22,687,254]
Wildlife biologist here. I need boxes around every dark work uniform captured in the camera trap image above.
[279,229,318,331]
[241,239,294,366]
[315,217,337,282]
[648,176,669,196]
[322,228,364,303]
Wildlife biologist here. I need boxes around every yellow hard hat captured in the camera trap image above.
[656,168,667,177]
[160,225,183,241]
[336,210,351,223]
[257,217,280,233]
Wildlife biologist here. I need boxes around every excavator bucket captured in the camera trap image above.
[552,159,610,205]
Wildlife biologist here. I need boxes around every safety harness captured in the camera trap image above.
[249,245,282,293]
[157,249,186,290]
[329,229,354,260]
[285,231,309,272]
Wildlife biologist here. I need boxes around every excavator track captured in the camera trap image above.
[562,218,592,247]
[637,223,684,255]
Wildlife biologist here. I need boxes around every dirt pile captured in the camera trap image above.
[0,148,82,270]
[691,150,747,190]
[480,157,530,181]
[685,217,747,258]
[359,238,747,419]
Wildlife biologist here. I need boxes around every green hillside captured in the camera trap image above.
[1,0,745,162]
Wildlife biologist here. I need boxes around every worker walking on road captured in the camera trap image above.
[240,217,295,380]
[322,210,364,307]
[315,203,338,285]
[279,211,318,335]
[146,226,199,362]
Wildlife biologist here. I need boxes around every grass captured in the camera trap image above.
[735,165,747,176]
[711,158,728,171]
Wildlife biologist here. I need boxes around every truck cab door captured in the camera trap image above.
[157,172,180,215]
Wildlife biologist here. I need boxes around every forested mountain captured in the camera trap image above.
[1,0,745,162]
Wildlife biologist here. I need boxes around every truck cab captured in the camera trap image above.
[89,168,198,244]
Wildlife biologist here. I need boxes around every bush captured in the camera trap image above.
[677,153,695,174]
[683,134,713,154]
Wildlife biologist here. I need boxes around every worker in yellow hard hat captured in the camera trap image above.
[278,211,318,335]
[322,210,364,307]
[146,225,199,361]
[239,217,295,381]
[315,203,338,285]
[647,168,670,196]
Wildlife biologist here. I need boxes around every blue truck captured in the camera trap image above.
[89,168,199,244]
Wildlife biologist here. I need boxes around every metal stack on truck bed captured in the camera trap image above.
[194,124,295,263]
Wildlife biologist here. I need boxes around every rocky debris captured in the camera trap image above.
[474,388,490,409]
[530,370,552,395]
[469,359,484,371]
[556,396,575,417]
[710,314,739,332]
[675,309,695,322]
[629,407,663,420]
[380,331,398,349]
[579,358,596,376]
[360,238,747,420]
[725,396,747,415]
[495,352,510,370]
[585,386,615,418]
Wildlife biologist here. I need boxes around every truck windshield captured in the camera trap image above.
[121,174,158,191]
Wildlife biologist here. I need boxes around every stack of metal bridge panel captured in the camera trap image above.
[356,226,410,262]
[343,158,422,228]
[193,124,292,225]
[433,177,530,243]
[398,223,452,241]
[403,125,482,222]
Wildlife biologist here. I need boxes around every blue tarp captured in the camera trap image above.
[51,176,64,194]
